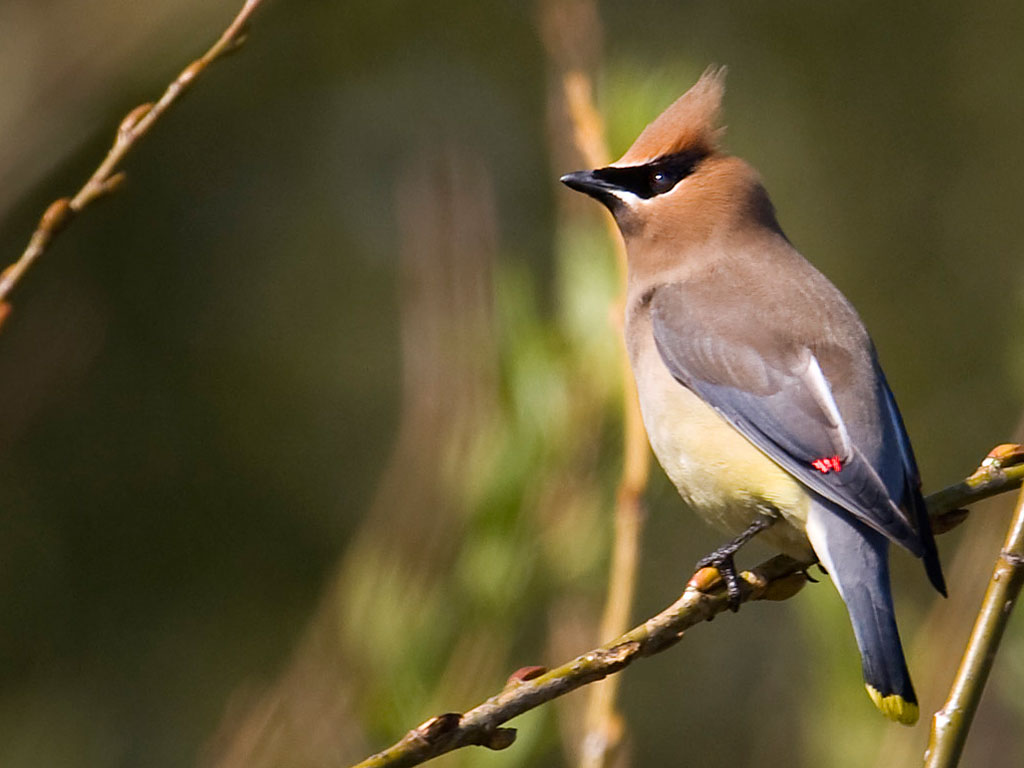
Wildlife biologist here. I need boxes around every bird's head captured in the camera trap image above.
[561,67,781,260]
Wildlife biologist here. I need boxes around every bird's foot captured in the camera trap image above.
[694,550,743,611]
[693,516,777,612]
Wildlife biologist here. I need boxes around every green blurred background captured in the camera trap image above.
[0,1,1022,766]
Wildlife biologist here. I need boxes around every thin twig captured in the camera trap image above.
[561,67,653,768]
[347,447,1024,768]
[0,0,267,320]
[550,3,655,760]
[925,451,1024,767]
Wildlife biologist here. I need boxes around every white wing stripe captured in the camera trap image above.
[805,354,853,459]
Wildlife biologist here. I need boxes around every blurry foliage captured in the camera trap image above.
[0,1,1022,768]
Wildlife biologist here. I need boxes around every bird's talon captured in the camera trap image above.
[694,553,743,611]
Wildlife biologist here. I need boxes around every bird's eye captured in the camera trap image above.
[649,168,675,194]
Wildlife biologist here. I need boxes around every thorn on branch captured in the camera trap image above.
[177,60,204,90]
[981,444,1024,470]
[478,728,517,751]
[686,566,721,593]
[224,26,251,53]
[118,103,154,141]
[967,443,1024,488]
[756,570,808,601]
[40,198,74,232]
[506,666,547,686]
[411,713,461,746]
[932,508,969,535]
[98,172,128,198]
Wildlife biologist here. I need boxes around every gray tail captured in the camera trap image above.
[806,499,919,725]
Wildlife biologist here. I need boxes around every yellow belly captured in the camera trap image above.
[631,331,815,561]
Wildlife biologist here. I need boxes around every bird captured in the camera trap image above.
[560,66,945,725]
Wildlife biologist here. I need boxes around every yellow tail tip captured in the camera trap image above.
[866,685,919,725]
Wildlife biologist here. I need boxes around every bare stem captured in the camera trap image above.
[925,465,1024,766]
[346,447,1024,768]
[540,0,654,761]
[0,0,267,319]
[560,65,653,768]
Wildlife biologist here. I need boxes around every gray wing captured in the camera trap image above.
[649,280,930,558]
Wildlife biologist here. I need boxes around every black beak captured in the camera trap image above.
[559,169,622,208]
[560,169,604,194]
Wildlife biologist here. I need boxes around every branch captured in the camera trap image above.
[558,47,653,768]
[348,445,1024,768]
[541,1,655,761]
[0,0,267,321]
[926,446,1024,767]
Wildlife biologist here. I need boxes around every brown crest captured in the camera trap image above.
[614,66,727,167]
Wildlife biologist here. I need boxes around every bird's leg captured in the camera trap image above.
[695,516,777,611]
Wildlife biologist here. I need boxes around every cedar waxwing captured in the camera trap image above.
[560,67,945,725]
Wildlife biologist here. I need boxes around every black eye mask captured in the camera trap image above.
[592,149,706,199]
